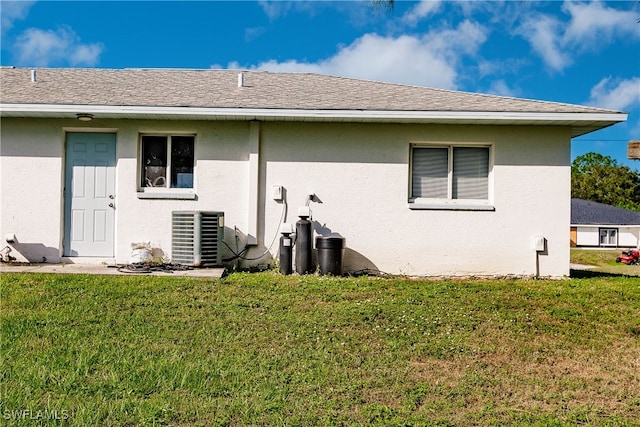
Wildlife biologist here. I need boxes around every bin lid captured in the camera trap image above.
[315,235,345,249]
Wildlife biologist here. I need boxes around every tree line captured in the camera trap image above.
[571,152,640,211]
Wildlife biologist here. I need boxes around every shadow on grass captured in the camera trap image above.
[570,268,640,279]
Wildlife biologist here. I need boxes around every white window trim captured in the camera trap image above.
[137,191,197,200]
[598,227,618,247]
[409,143,494,211]
[137,133,196,199]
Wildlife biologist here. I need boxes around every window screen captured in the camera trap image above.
[411,147,448,199]
[141,135,194,189]
[453,147,489,199]
[170,136,195,188]
[142,136,168,187]
[411,145,489,201]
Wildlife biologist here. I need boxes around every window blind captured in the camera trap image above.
[411,146,489,201]
[452,147,489,199]
[411,147,448,198]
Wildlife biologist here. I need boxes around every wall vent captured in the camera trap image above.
[172,211,224,266]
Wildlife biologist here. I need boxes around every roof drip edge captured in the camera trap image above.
[0,103,627,120]
[0,103,627,137]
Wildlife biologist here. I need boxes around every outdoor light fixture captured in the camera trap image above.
[76,113,94,121]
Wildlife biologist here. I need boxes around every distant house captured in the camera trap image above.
[0,67,628,277]
[571,199,640,248]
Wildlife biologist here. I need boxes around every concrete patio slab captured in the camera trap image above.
[0,262,225,278]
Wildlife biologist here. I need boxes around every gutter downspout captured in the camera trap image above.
[247,121,260,246]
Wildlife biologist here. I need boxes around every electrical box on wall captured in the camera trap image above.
[272,185,283,201]
[534,235,547,252]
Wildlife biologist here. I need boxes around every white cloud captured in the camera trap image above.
[1,0,35,34]
[245,26,267,42]
[13,27,103,67]
[562,0,639,46]
[477,57,527,80]
[402,0,442,26]
[70,44,103,66]
[517,14,570,72]
[517,1,639,72]
[258,0,320,20]
[423,19,486,57]
[589,77,640,111]
[257,0,292,20]
[223,20,487,90]
[487,80,520,97]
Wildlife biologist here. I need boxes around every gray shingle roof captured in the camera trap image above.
[571,198,640,226]
[0,67,620,114]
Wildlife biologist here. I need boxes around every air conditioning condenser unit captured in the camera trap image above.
[172,211,224,266]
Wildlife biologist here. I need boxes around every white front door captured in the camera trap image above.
[64,132,116,257]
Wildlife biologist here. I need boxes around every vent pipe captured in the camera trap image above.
[30,70,37,83]
[237,72,244,88]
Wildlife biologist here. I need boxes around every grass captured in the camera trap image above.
[571,248,640,276]
[1,272,639,426]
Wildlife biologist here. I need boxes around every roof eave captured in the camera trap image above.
[571,223,640,227]
[0,103,627,137]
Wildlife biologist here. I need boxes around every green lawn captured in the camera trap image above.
[1,272,639,426]
[571,249,640,277]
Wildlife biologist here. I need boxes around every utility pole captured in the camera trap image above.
[628,140,640,160]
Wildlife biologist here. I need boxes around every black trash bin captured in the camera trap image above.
[315,235,346,276]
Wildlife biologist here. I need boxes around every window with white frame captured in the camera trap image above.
[140,134,194,189]
[599,228,618,246]
[410,145,491,205]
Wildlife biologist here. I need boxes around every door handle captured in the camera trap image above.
[109,202,115,208]
[109,195,114,199]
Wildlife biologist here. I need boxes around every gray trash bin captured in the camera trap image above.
[315,235,345,276]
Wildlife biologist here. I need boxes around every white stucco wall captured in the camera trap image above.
[576,226,640,248]
[619,228,640,247]
[1,118,253,264]
[261,123,570,277]
[1,120,65,262]
[1,118,572,277]
[111,120,253,265]
[576,227,600,247]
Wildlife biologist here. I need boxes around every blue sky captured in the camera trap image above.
[2,0,639,169]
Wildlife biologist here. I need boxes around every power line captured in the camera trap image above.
[573,139,635,142]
